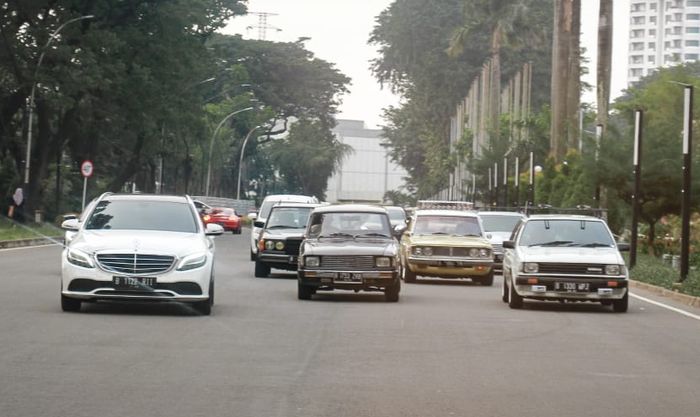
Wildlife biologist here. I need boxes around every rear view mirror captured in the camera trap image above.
[393,224,406,237]
[248,212,258,221]
[205,223,224,236]
[254,220,265,228]
[617,242,630,252]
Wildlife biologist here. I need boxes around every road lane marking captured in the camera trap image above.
[631,292,700,321]
[0,243,61,252]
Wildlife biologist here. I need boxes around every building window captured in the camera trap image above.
[688,13,700,20]
[631,29,645,38]
[648,55,656,63]
[649,29,657,36]
[630,55,644,64]
[631,42,645,51]
[686,53,699,60]
[687,26,700,33]
[687,40,700,46]
[649,42,656,49]
[630,68,643,77]
[651,2,657,10]
[632,16,646,25]
[631,2,645,12]
[674,26,683,34]
[675,39,682,47]
[689,0,700,7]
[650,16,657,24]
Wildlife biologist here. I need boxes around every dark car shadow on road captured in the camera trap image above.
[259,271,297,280]
[78,301,207,316]
[307,292,391,303]
[408,277,482,287]
[515,300,622,314]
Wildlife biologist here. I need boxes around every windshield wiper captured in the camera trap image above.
[575,242,614,248]
[319,232,354,239]
[266,225,299,229]
[431,232,448,235]
[355,232,390,238]
[453,233,482,237]
[529,240,574,247]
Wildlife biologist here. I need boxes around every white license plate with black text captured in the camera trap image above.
[554,282,590,292]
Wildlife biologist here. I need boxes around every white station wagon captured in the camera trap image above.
[502,215,630,312]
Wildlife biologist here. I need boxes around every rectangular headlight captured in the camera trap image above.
[375,257,391,267]
[523,262,539,273]
[306,256,320,268]
[605,264,621,275]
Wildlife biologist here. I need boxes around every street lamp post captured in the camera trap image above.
[630,110,643,269]
[24,15,94,187]
[236,125,262,200]
[205,106,254,196]
[680,85,693,281]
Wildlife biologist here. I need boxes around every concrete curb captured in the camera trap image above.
[630,280,700,308]
[0,237,63,249]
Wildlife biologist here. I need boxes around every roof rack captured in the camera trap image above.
[476,204,607,219]
[417,200,475,211]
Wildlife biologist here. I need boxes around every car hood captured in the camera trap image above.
[408,234,490,248]
[261,228,305,240]
[518,246,623,264]
[485,232,511,244]
[303,239,398,256]
[71,230,209,257]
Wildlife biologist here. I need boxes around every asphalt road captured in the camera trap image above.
[1,231,699,417]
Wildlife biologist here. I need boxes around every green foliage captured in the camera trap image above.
[629,253,700,298]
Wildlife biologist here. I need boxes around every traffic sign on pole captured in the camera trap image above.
[81,160,94,178]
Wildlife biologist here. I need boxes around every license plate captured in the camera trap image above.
[113,276,157,289]
[334,272,363,284]
[554,282,590,292]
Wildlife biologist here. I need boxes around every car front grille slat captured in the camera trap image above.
[537,263,607,275]
[285,239,303,256]
[96,254,175,275]
[320,255,375,270]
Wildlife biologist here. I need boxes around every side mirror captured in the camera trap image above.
[61,218,80,231]
[502,240,515,249]
[62,214,78,221]
[393,224,406,237]
[254,220,265,228]
[617,242,630,252]
[486,233,493,239]
[248,212,258,221]
[205,223,224,236]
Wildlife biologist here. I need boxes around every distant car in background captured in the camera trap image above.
[478,211,526,272]
[384,206,408,228]
[202,207,241,234]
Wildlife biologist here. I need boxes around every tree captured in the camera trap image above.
[596,0,613,130]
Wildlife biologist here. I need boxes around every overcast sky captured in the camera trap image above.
[222,0,631,129]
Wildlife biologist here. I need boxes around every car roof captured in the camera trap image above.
[102,193,190,204]
[312,204,388,214]
[270,202,321,209]
[261,194,317,202]
[525,214,603,222]
[415,209,479,218]
[478,211,526,217]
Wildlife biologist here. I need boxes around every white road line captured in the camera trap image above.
[631,292,700,321]
[0,243,61,252]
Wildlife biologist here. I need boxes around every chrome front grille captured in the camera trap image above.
[491,243,503,254]
[96,253,175,275]
[320,255,375,270]
[537,263,607,275]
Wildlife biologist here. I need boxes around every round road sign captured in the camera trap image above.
[81,160,94,178]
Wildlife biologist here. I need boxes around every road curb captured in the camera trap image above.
[0,237,63,249]
[630,280,700,308]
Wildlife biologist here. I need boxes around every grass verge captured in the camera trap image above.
[0,216,62,241]
[629,253,700,298]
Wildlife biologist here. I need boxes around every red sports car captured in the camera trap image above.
[202,207,241,234]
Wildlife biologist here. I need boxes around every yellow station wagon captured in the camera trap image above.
[400,203,494,285]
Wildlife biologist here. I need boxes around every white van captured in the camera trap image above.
[249,194,319,261]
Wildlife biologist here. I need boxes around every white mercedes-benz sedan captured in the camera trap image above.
[60,193,224,315]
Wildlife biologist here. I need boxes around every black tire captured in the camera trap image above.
[61,295,81,312]
[385,279,400,302]
[404,266,417,283]
[501,275,509,303]
[250,249,256,262]
[298,281,314,300]
[612,291,628,313]
[255,260,271,278]
[508,277,523,309]
[194,280,214,315]
[479,271,494,286]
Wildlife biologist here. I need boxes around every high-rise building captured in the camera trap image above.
[628,0,700,85]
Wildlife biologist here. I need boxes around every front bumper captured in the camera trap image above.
[257,252,298,270]
[407,256,493,278]
[61,256,211,302]
[513,275,628,300]
[299,269,398,291]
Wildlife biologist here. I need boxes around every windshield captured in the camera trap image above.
[307,212,391,238]
[480,214,523,233]
[266,207,313,229]
[413,215,482,236]
[85,200,198,233]
[519,220,615,247]
[259,197,314,220]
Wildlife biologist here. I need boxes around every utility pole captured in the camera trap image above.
[680,85,693,282]
[246,12,281,40]
[630,110,643,269]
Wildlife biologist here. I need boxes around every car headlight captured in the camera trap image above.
[305,256,320,268]
[423,247,433,256]
[66,248,95,269]
[375,256,391,267]
[265,240,275,250]
[413,247,422,255]
[605,264,621,275]
[523,262,539,273]
[469,248,480,257]
[479,248,490,258]
[177,253,207,271]
[275,241,285,251]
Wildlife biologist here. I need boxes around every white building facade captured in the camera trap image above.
[628,0,700,85]
[325,120,407,203]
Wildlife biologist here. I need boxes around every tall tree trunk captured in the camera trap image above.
[596,0,613,130]
[565,0,581,153]
[489,26,502,140]
[550,0,573,161]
